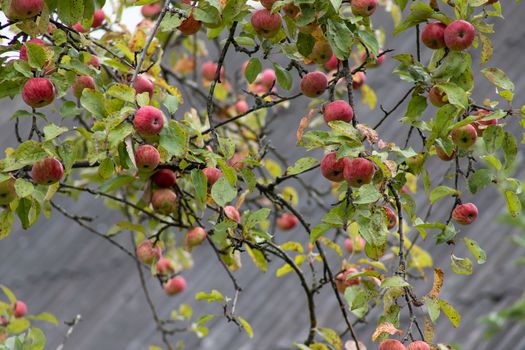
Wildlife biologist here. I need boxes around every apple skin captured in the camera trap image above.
[141,4,162,18]
[421,22,447,49]
[13,301,27,318]
[133,106,165,136]
[320,152,347,182]
[323,100,354,124]
[283,3,301,18]
[203,167,224,187]
[135,144,160,171]
[156,257,173,275]
[235,99,250,114]
[407,341,431,350]
[435,146,456,161]
[164,276,186,296]
[308,41,333,65]
[72,75,96,99]
[384,206,398,229]
[152,169,177,188]
[428,86,447,107]
[86,55,100,68]
[72,23,88,33]
[451,124,477,149]
[335,267,360,293]
[31,158,64,185]
[360,51,385,68]
[136,240,162,264]
[0,177,16,206]
[351,0,378,17]
[6,0,43,20]
[19,38,47,61]
[444,20,476,51]
[324,54,339,71]
[277,213,299,230]
[134,75,154,98]
[251,9,282,38]
[184,227,207,250]
[201,61,224,81]
[92,9,105,28]
[178,13,202,35]
[352,71,366,89]
[344,237,365,253]
[224,205,241,223]
[300,71,328,98]
[228,153,246,171]
[22,77,55,108]
[378,339,405,350]
[343,158,376,187]
[452,203,478,225]
[151,189,177,215]
[260,0,276,10]
[256,69,276,89]
[472,109,497,136]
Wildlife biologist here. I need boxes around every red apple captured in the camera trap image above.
[256,69,276,89]
[251,9,282,39]
[133,106,165,136]
[384,206,398,229]
[151,189,177,215]
[92,9,105,28]
[156,257,173,275]
[135,144,160,170]
[335,267,360,293]
[224,205,241,223]
[22,77,55,108]
[407,341,430,350]
[451,124,477,149]
[452,203,478,225]
[428,86,447,107]
[344,237,365,254]
[72,22,88,33]
[136,240,162,264]
[235,99,250,114]
[72,75,96,99]
[19,38,47,61]
[203,167,224,186]
[201,61,224,81]
[178,13,202,35]
[134,75,154,98]
[343,158,376,187]
[141,4,162,19]
[300,71,328,98]
[152,169,177,188]
[283,3,301,18]
[323,100,354,124]
[351,0,378,17]
[324,54,339,71]
[164,276,186,295]
[86,55,100,68]
[472,109,497,135]
[0,177,16,206]
[352,71,366,90]
[361,51,385,67]
[13,301,27,318]
[260,0,277,10]
[378,339,405,350]
[6,0,43,20]
[320,152,347,182]
[184,227,207,250]
[277,213,299,230]
[31,158,64,185]
[444,20,475,51]
[228,153,246,170]
[421,22,446,49]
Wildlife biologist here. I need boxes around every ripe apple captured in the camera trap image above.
[72,75,96,99]
[324,54,339,71]
[472,109,497,135]
[141,4,162,18]
[351,0,378,17]
[22,77,55,108]
[407,341,431,350]
[164,276,186,296]
[421,22,446,49]
[19,38,47,61]
[260,0,276,10]
[201,61,224,81]
[435,145,456,161]
[178,13,202,35]
[283,3,301,18]
[384,207,398,229]
[308,41,333,65]
[152,169,177,188]
[251,9,282,39]
[277,213,299,230]
[136,240,161,264]
[0,177,16,206]
[6,0,43,20]
[31,158,64,185]
[228,153,246,170]
[134,75,154,98]
[224,205,241,223]
[300,71,328,98]
[343,158,376,187]
[378,339,405,350]
[323,100,354,124]
[135,144,160,170]
[92,9,105,28]
[13,301,27,318]
[451,124,477,149]
[86,55,100,68]
[133,106,165,136]
[344,236,365,253]
[452,203,478,225]
[235,99,250,114]
[151,189,177,215]
[352,71,366,89]
[428,86,447,107]
[156,257,173,275]
[203,167,224,187]
[256,69,276,89]
[72,22,88,33]
[184,227,207,250]
[444,20,475,51]
[335,267,360,293]
[320,152,347,182]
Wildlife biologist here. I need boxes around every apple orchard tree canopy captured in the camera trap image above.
[0,0,523,349]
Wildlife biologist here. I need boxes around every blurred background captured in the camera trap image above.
[1,1,525,349]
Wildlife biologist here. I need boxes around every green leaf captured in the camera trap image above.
[245,58,262,84]
[438,299,461,327]
[451,254,473,275]
[504,190,521,217]
[464,238,487,264]
[273,63,293,90]
[195,289,225,302]
[80,90,107,118]
[357,30,379,56]
[435,82,469,110]
[57,0,84,24]
[28,327,46,350]
[393,1,434,35]
[98,158,115,179]
[107,84,135,103]
[26,43,48,69]
[29,312,58,325]
[358,210,389,247]
[14,178,34,198]
[481,67,514,91]
[405,94,427,120]
[381,276,410,288]
[159,120,187,157]
[315,328,342,350]
[429,185,459,204]
[238,317,254,338]
[424,297,440,322]
[7,318,30,333]
[245,245,268,272]
[309,223,331,242]
[192,169,207,208]
[286,157,317,176]
[211,176,237,207]
[1,285,17,304]
[0,210,14,240]
[326,19,353,60]
[467,169,492,194]
[479,34,493,65]
[43,123,68,141]
[296,32,315,57]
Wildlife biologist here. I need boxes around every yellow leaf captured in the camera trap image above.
[238,317,254,338]
[428,268,444,299]
[371,322,403,341]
